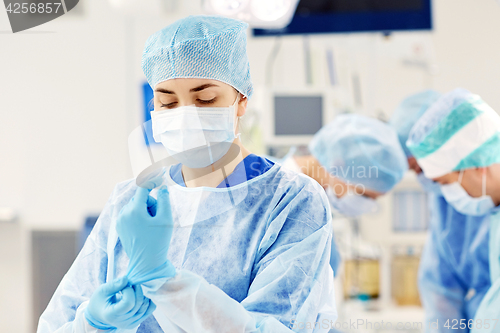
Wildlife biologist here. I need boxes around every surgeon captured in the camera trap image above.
[405,89,500,333]
[37,15,336,333]
[390,90,492,333]
[282,114,408,218]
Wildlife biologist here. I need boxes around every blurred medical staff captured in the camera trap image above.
[281,114,407,275]
[406,89,500,333]
[283,114,408,216]
[282,114,407,274]
[390,90,491,333]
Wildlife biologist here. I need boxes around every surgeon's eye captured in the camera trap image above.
[160,102,178,109]
[197,98,216,105]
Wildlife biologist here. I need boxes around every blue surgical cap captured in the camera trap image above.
[389,90,441,157]
[142,15,253,98]
[309,114,408,193]
[407,88,500,178]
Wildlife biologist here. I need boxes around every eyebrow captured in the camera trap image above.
[155,88,174,94]
[154,83,219,95]
[190,83,219,92]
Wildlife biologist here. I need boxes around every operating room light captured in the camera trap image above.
[209,0,249,16]
[251,0,291,22]
[204,0,299,28]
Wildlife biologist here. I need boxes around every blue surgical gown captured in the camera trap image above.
[279,154,341,274]
[419,194,491,332]
[37,159,337,332]
[471,208,500,333]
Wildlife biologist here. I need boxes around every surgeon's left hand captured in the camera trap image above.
[85,276,156,330]
[116,186,176,285]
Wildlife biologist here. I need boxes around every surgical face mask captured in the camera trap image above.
[326,187,380,217]
[417,173,442,196]
[440,169,495,216]
[151,97,239,168]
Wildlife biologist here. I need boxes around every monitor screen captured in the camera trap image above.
[254,0,432,36]
[295,0,423,14]
[274,95,323,136]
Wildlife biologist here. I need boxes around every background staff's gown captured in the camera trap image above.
[419,194,491,333]
[472,208,500,333]
[37,155,337,332]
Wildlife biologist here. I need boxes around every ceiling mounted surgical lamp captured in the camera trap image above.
[203,0,299,29]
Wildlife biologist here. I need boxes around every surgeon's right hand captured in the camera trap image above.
[116,186,176,285]
[85,276,156,330]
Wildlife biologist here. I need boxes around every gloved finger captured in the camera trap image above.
[100,276,129,297]
[155,186,172,222]
[135,296,152,318]
[146,195,157,217]
[133,187,152,206]
[121,299,157,329]
[136,299,157,323]
[111,285,136,314]
[126,285,145,316]
[115,299,149,330]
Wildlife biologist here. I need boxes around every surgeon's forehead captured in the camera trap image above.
[154,78,231,92]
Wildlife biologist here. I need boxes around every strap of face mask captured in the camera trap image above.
[459,168,487,196]
[458,169,464,184]
[233,94,241,138]
[482,168,487,197]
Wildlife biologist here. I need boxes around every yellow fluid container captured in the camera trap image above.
[343,259,380,299]
[392,255,421,306]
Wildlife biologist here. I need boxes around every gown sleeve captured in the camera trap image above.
[142,179,337,333]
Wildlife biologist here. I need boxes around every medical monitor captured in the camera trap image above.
[264,89,334,147]
[254,0,433,36]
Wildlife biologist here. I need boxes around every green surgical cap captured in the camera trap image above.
[407,88,500,178]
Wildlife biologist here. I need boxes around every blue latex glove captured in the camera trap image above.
[85,276,156,330]
[116,186,176,285]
